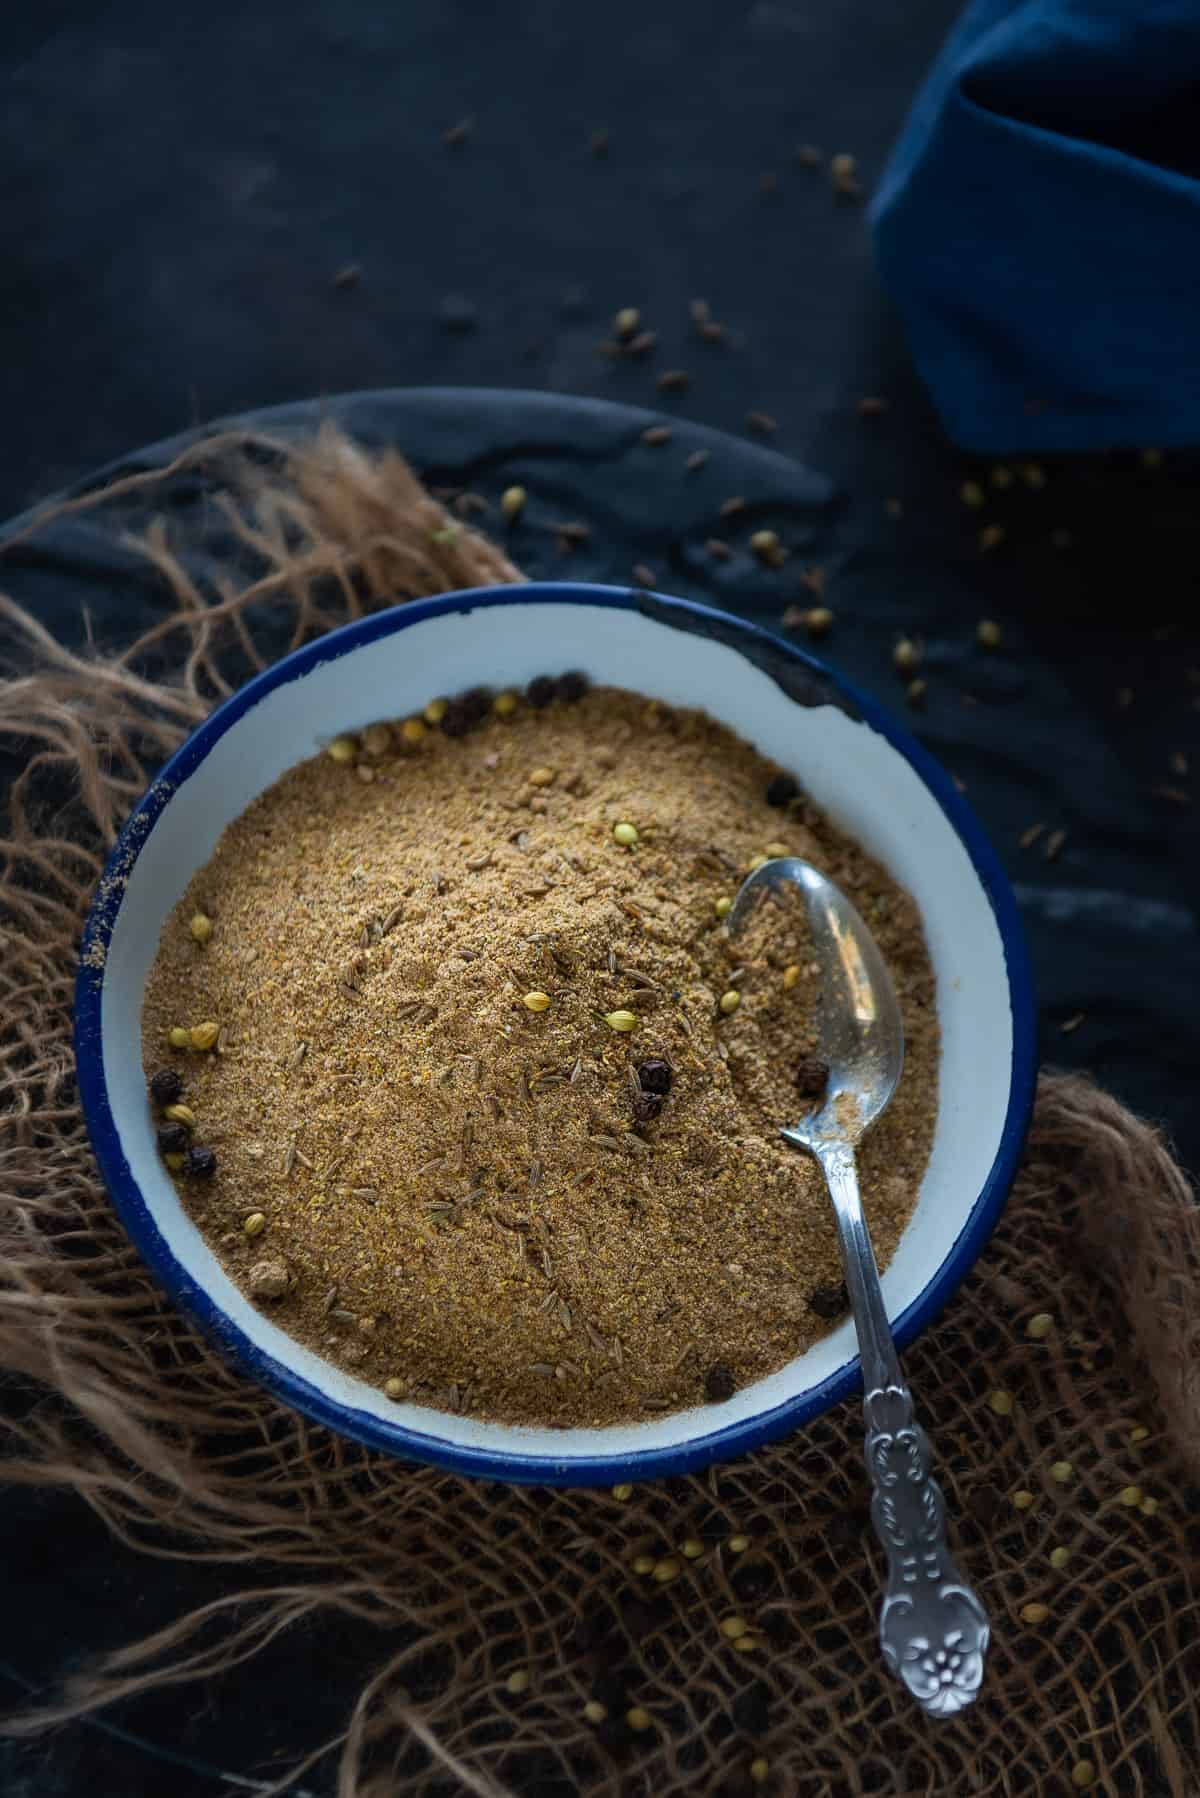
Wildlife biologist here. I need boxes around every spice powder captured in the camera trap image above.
[141,682,939,1426]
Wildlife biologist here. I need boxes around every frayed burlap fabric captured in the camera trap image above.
[1,428,1198,1797]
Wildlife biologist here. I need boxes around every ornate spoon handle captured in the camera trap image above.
[818,1141,989,1715]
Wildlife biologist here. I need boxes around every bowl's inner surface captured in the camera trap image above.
[92,596,1014,1468]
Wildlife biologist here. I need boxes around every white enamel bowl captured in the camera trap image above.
[76,584,1036,1486]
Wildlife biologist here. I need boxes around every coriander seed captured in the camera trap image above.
[611,1482,633,1500]
[719,989,741,1015]
[400,718,426,745]
[604,1010,639,1032]
[1118,1484,1142,1507]
[1050,1460,1073,1484]
[612,821,639,847]
[423,697,449,726]
[1020,1601,1049,1624]
[522,991,552,1013]
[720,1616,748,1639]
[804,605,834,635]
[168,1027,191,1049]
[244,1212,267,1238]
[584,1700,608,1724]
[362,722,393,756]
[652,1556,680,1583]
[1026,1312,1054,1339]
[326,736,357,764]
[681,1538,704,1559]
[164,1151,186,1171]
[1049,1546,1070,1570]
[961,480,984,507]
[506,1670,530,1695]
[714,896,733,918]
[614,307,640,339]
[1140,1495,1159,1516]
[384,1377,406,1399]
[728,1534,750,1553]
[750,1758,770,1787]
[988,1389,1013,1415]
[189,912,213,944]
[893,637,921,674]
[626,1706,652,1732]
[1130,1425,1150,1443]
[1070,1761,1096,1790]
[493,690,520,718]
[977,619,1003,650]
[528,766,556,787]
[633,1554,655,1574]
[500,486,527,520]
[1013,1490,1035,1510]
[782,964,801,990]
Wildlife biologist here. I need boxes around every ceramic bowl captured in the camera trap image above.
[76,583,1036,1486]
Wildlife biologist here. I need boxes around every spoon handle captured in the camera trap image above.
[819,1143,989,1716]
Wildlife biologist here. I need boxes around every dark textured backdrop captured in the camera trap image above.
[2,3,1198,1793]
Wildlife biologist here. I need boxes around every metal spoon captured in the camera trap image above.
[729,857,988,1716]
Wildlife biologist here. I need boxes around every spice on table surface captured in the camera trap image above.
[143,682,938,1427]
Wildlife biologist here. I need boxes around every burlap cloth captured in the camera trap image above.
[1,428,1198,1797]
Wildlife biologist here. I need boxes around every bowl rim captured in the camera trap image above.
[75,581,1037,1485]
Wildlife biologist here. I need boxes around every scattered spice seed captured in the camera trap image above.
[188,1021,219,1051]
[745,410,777,436]
[714,896,733,919]
[522,991,552,1013]
[1071,1760,1096,1789]
[164,1151,185,1171]
[528,766,556,787]
[1026,1313,1054,1338]
[626,1707,653,1733]
[243,1211,267,1238]
[443,117,473,148]
[893,637,921,674]
[189,912,213,945]
[384,1377,406,1399]
[631,564,656,587]
[705,1363,736,1402]
[326,736,357,765]
[637,1059,672,1095]
[633,1091,663,1124]
[149,1068,183,1106]
[633,1554,655,1574]
[989,1389,1014,1416]
[1149,783,1192,808]
[604,1010,639,1033]
[782,965,801,990]
[980,524,1006,551]
[1013,1490,1035,1510]
[686,448,710,472]
[657,369,689,392]
[612,821,639,849]
[1022,463,1046,489]
[493,691,519,719]
[614,308,640,339]
[500,486,526,521]
[163,1103,196,1128]
[1043,829,1067,861]
[681,1538,704,1559]
[1118,1485,1143,1507]
[961,480,985,508]
[1130,1425,1150,1443]
[1050,1461,1073,1484]
[1019,822,1046,850]
[611,1482,633,1501]
[807,1283,847,1319]
[803,606,834,636]
[977,619,1003,650]
[641,425,672,447]
[719,989,741,1015]
[795,1057,830,1099]
[728,1535,750,1553]
[157,1122,189,1155]
[506,1671,530,1696]
[1020,1601,1050,1625]
[992,466,1014,490]
[907,679,927,708]
[750,1757,770,1786]
[584,1701,608,1724]
[627,330,658,356]
[720,1616,748,1640]
[361,722,392,756]
[750,528,782,561]
[719,496,746,520]
[1140,1496,1159,1516]
[652,1557,681,1584]
[423,697,449,726]
[186,1145,217,1179]
[556,671,589,702]
[167,1026,191,1049]
[1059,1013,1085,1034]
[1049,1546,1070,1570]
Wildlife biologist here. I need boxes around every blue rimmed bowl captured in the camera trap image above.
[75,583,1036,1486]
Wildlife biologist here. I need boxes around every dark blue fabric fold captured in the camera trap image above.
[870,0,1200,452]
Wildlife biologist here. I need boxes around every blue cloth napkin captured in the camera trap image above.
[870,0,1200,452]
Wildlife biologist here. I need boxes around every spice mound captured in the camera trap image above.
[142,680,938,1427]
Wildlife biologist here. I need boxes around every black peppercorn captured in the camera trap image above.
[808,1282,848,1319]
[704,1362,737,1403]
[439,700,471,737]
[795,1056,830,1098]
[186,1144,218,1179]
[637,1057,673,1095]
[765,771,799,807]
[149,1068,183,1107]
[461,686,492,723]
[526,675,556,708]
[556,670,589,703]
[157,1121,189,1155]
[633,1091,663,1124]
